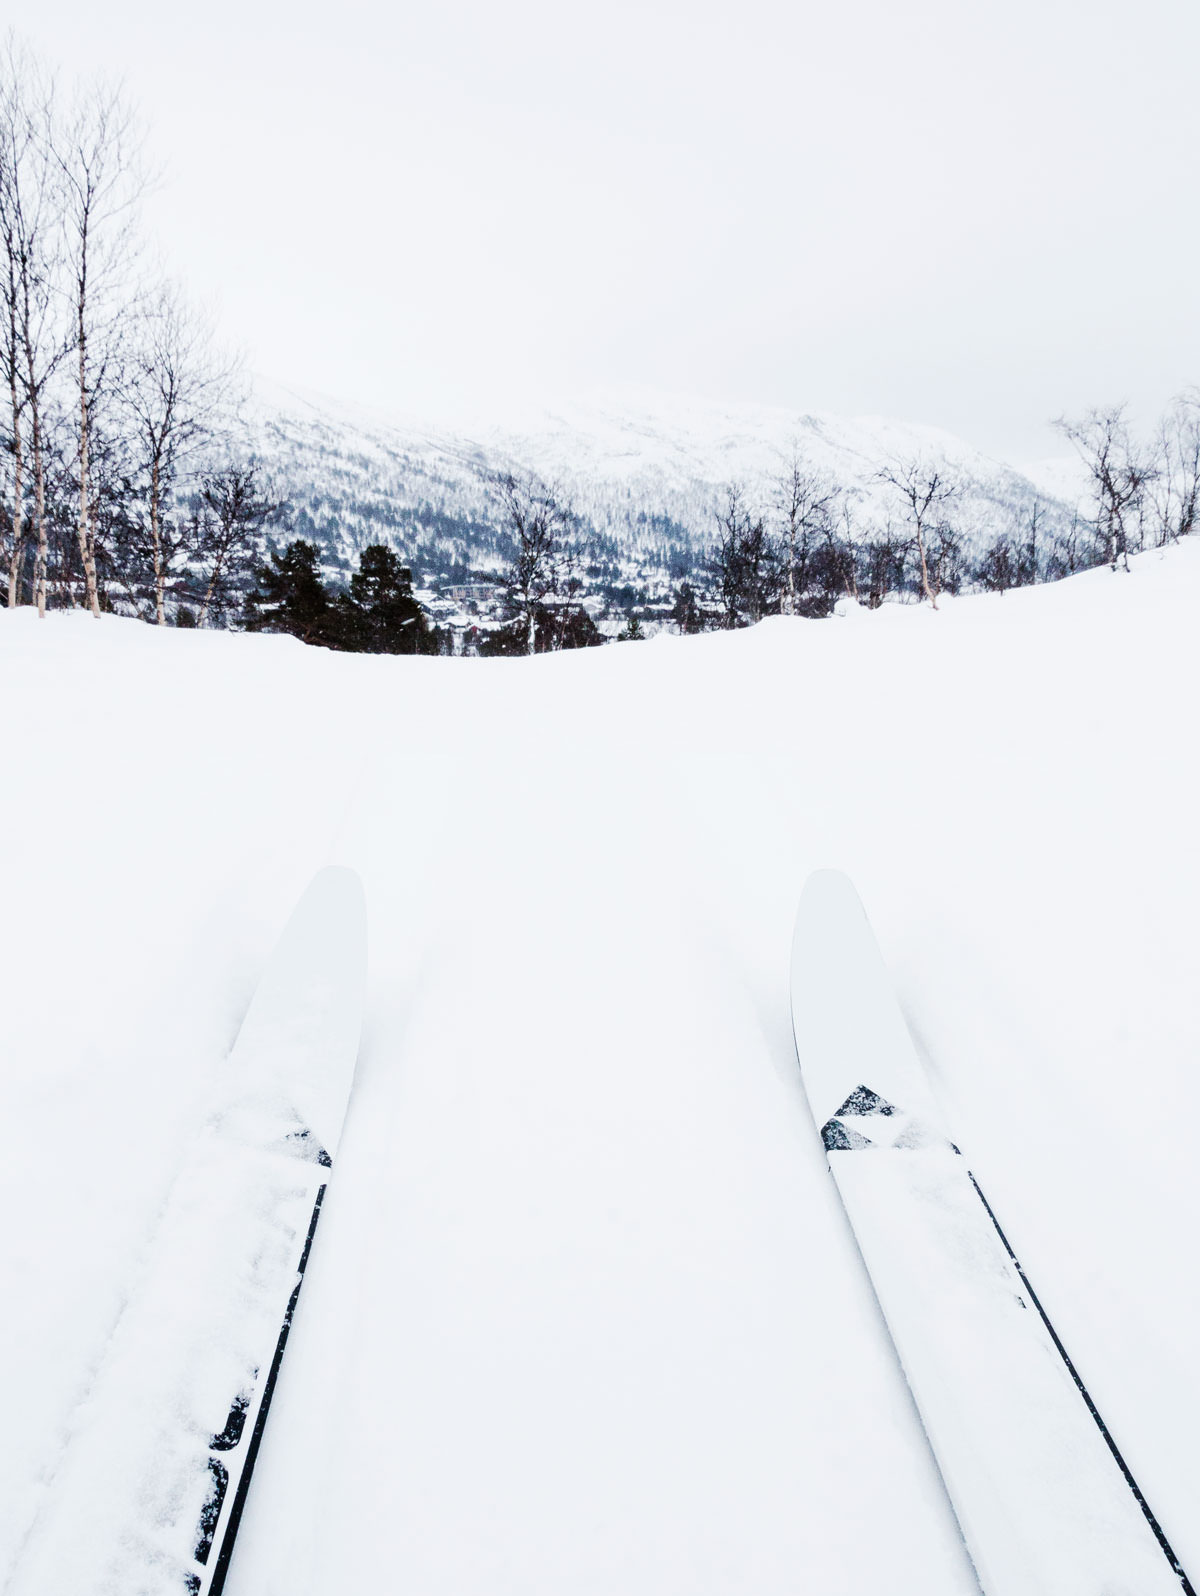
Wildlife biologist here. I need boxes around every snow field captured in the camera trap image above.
[2,540,1198,1593]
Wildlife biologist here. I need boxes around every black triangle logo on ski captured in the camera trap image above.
[835,1084,899,1119]
[822,1119,876,1151]
[284,1124,333,1168]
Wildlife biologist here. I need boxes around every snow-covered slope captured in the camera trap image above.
[1,544,1198,1595]
[1019,453,1091,506]
[247,382,1071,591]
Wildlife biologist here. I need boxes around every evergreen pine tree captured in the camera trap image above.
[244,540,336,644]
[346,543,429,653]
[551,604,604,651]
[671,580,704,634]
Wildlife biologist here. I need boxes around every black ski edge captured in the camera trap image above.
[968,1172,1195,1596]
[204,1181,328,1596]
[193,1458,230,1566]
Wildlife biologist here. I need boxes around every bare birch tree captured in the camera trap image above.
[494,470,576,654]
[1150,390,1200,548]
[195,461,276,625]
[775,447,837,616]
[828,497,861,602]
[877,457,959,608]
[0,41,64,615]
[710,483,778,627]
[1016,502,1043,586]
[54,78,145,617]
[1054,405,1153,573]
[0,56,29,606]
[122,285,228,623]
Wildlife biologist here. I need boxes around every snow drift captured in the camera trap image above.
[1,543,1197,1595]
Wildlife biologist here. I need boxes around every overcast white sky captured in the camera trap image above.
[16,0,1200,458]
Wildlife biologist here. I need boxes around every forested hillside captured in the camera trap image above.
[246,382,1078,605]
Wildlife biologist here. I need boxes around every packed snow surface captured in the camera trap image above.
[2,544,1199,1594]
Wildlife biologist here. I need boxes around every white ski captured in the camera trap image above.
[790,869,1191,1596]
[8,866,367,1596]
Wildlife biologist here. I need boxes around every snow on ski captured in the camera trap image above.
[789,869,1193,1596]
[7,866,367,1596]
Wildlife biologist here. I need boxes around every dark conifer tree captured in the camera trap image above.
[671,580,704,633]
[478,600,604,655]
[245,539,335,645]
[345,542,428,653]
[556,604,604,650]
[977,537,1016,593]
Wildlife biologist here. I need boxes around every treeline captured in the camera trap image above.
[700,393,1200,628]
[5,37,1197,652]
[0,39,276,624]
[474,401,1200,656]
[703,458,1034,626]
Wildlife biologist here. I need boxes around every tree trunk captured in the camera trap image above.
[198,548,224,627]
[6,357,23,607]
[914,520,938,609]
[76,313,100,616]
[151,456,166,624]
[31,394,47,618]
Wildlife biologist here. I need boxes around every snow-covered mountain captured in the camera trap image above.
[245,383,1073,594]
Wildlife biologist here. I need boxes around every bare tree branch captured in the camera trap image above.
[876,456,959,608]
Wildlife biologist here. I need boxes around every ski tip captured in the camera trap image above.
[792,869,868,948]
[283,863,369,1016]
[297,864,367,926]
[797,866,860,903]
[791,868,885,980]
[273,866,368,993]
[790,870,933,1128]
[229,865,369,1153]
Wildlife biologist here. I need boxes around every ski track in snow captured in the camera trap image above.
[1,542,1199,1594]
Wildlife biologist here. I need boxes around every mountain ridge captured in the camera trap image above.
[242,381,1078,601]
